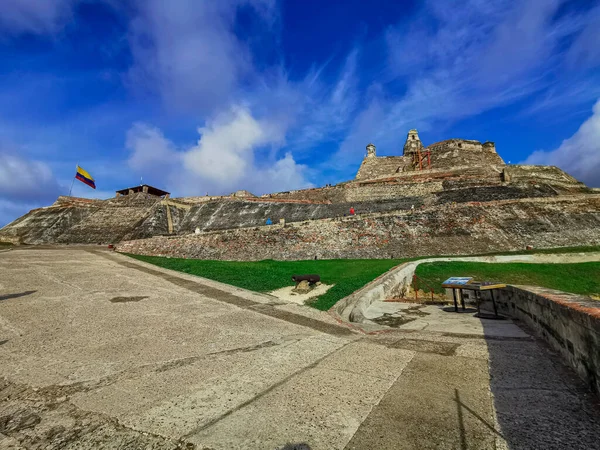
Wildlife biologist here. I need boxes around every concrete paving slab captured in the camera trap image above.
[73,335,347,438]
[487,339,600,449]
[391,305,531,339]
[1,248,599,449]
[188,342,414,450]
[345,352,500,450]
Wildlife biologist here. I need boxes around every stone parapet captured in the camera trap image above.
[503,165,581,185]
[494,286,600,394]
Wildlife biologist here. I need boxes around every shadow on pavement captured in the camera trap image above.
[0,290,36,301]
[279,444,311,450]
[479,314,600,449]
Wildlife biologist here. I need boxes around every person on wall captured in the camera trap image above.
[266,217,272,225]
[349,206,355,215]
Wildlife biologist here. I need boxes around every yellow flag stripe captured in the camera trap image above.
[76,166,94,181]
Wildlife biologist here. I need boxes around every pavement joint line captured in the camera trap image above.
[0,376,193,446]
[441,332,533,341]
[182,339,355,439]
[342,346,417,449]
[89,250,356,337]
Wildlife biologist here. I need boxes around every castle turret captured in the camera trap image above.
[403,129,424,156]
[366,143,376,158]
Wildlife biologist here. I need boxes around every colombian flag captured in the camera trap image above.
[75,166,96,189]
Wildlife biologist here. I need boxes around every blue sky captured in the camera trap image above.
[1,0,599,226]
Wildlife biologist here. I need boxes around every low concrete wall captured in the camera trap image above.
[331,252,600,324]
[333,261,415,323]
[493,286,600,394]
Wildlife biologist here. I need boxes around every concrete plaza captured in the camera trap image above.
[0,248,599,449]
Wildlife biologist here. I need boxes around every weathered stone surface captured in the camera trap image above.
[494,285,600,394]
[1,131,598,253]
[116,195,600,261]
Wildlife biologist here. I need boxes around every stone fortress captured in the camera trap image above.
[1,130,599,259]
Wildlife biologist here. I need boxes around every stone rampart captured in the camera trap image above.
[0,206,96,244]
[176,197,426,233]
[344,182,444,202]
[262,186,347,203]
[503,165,581,185]
[53,196,103,207]
[355,156,408,180]
[117,195,600,261]
[494,286,600,394]
[425,140,505,170]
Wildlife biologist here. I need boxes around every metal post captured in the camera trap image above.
[453,288,458,312]
[460,289,466,310]
[69,163,78,197]
[490,289,498,318]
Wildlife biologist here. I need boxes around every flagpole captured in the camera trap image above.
[69,163,77,197]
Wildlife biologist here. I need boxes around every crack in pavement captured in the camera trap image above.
[182,340,354,439]
[30,339,294,399]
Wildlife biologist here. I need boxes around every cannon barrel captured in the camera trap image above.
[291,274,321,285]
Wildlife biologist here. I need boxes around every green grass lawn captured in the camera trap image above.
[415,261,600,297]
[126,245,600,310]
[475,245,600,257]
[126,255,408,310]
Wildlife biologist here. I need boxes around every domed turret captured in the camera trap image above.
[366,143,376,158]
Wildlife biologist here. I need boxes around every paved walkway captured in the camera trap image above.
[0,248,599,449]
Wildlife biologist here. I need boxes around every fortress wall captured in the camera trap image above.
[503,165,582,185]
[55,204,158,244]
[434,184,559,204]
[53,196,103,207]
[427,139,483,152]
[117,195,600,261]
[125,202,188,240]
[0,206,97,245]
[261,186,346,203]
[176,197,426,233]
[355,156,408,180]
[343,182,444,202]
[494,286,600,394]
[429,145,505,170]
[254,166,504,204]
[172,196,225,204]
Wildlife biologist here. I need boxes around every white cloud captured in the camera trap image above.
[523,99,600,187]
[379,0,571,136]
[127,0,276,114]
[0,153,62,202]
[0,0,78,35]
[126,106,311,196]
[126,122,180,181]
[565,5,600,69]
[183,106,284,185]
[0,152,63,227]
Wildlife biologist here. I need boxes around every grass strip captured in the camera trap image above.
[415,261,600,297]
[125,255,408,310]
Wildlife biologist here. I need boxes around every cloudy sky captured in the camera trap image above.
[1,0,599,226]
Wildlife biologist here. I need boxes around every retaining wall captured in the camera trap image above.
[332,252,600,325]
[116,195,600,261]
[494,286,600,394]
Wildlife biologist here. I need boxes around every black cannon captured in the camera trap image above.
[291,274,321,286]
